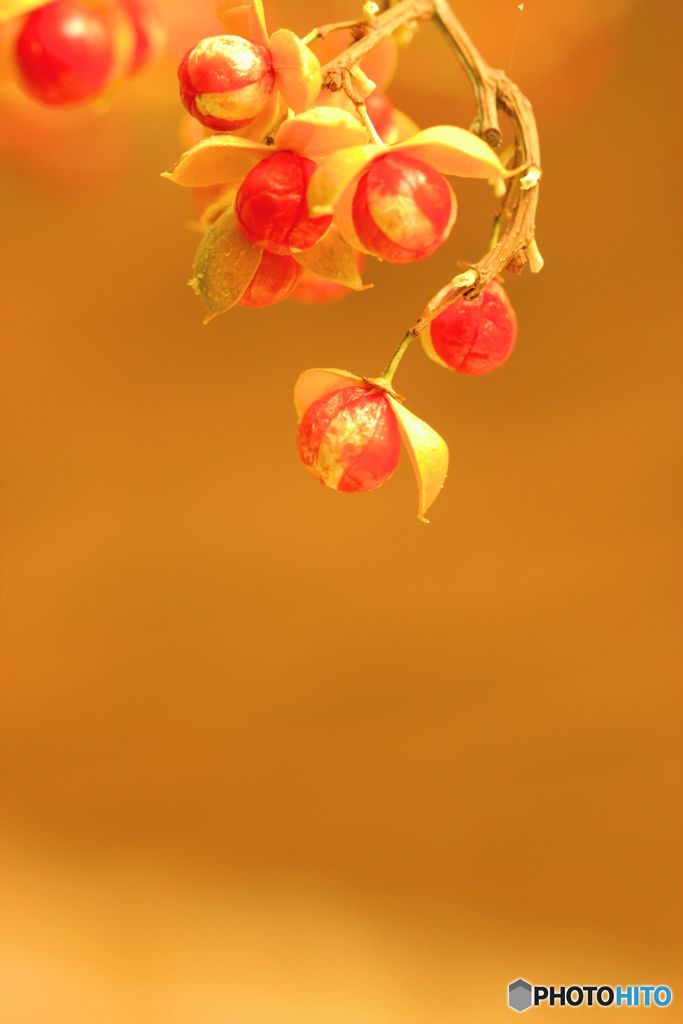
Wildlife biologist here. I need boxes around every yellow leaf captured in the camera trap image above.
[212,0,269,46]
[190,202,262,318]
[0,0,46,22]
[361,35,398,92]
[269,29,321,114]
[333,182,372,255]
[163,135,271,188]
[292,226,369,291]
[307,144,383,216]
[395,125,506,180]
[275,107,368,160]
[386,397,449,522]
[294,368,361,419]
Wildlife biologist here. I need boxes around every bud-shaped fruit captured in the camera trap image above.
[297,384,400,493]
[423,281,518,374]
[178,34,275,132]
[15,1,115,107]
[236,151,333,255]
[352,152,456,263]
[238,251,302,308]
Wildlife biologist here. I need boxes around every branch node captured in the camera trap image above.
[323,68,346,92]
[481,125,503,149]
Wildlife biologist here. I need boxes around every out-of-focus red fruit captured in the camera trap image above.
[365,91,397,142]
[291,271,351,305]
[424,280,518,374]
[236,151,333,256]
[15,1,115,107]
[178,34,274,132]
[238,252,302,308]
[297,385,401,494]
[291,254,366,305]
[352,152,456,263]
[118,0,165,75]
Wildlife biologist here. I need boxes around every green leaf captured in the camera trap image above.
[190,203,262,319]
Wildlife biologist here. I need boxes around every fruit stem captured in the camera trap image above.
[380,331,416,385]
[352,97,384,145]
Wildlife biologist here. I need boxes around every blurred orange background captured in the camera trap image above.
[1,2,681,1021]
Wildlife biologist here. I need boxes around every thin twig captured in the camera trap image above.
[320,0,433,84]
[354,99,384,145]
[302,19,369,46]
[432,0,501,147]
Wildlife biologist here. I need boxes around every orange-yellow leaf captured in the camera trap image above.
[292,225,369,291]
[307,144,383,216]
[269,29,321,113]
[360,35,398,91]
[395,125,506,180]
[190,202,262,319]
[387,397,449,522]
[275,106,368,159]
[334,182,372,255]
[163,135,270,188]
[0,0,46,22]
[213,0,268,46]
[294,368,361,419]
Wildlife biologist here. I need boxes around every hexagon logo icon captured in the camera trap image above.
[508,978,533,1013]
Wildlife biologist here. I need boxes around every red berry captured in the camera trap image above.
[178,34,274,132]
[297,385,400,494]
[15,1,115,107]
[238,251,302,308]
[236,151,333,256]
[352,152,456,263]
[118,0,164,75]
[427,280,518,374]
[365,91,397,142]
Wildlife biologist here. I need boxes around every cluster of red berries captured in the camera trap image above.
[14,0,162,107]
[176,30,462,308]
[170,8,532,517]
[209,138,459,308]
